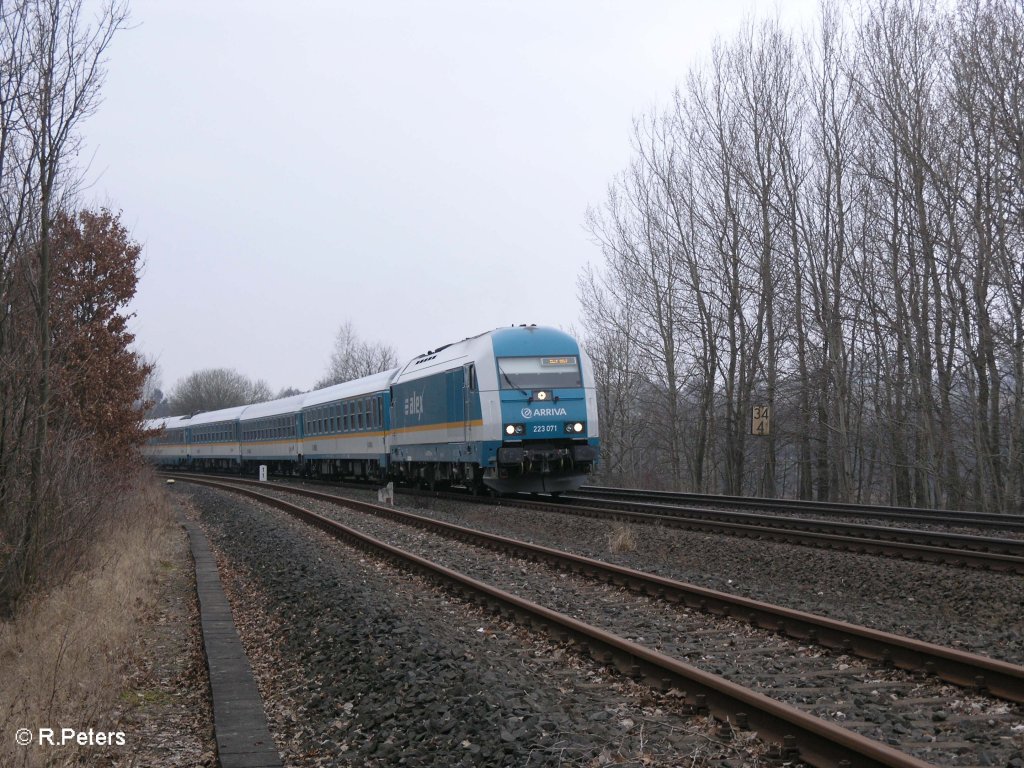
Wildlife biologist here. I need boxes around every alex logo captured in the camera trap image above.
[521,406,567,419]
[404,392,424,419]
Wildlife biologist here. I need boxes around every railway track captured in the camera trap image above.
[575,486,1024,534]
[161,469,1024,571]
[171,474,1024,767]
[493,491,1024,574]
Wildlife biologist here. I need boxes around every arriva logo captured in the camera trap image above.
[521,406,568,419]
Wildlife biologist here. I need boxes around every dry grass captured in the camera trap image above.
[0,476,180,767]
[607,524,637,553]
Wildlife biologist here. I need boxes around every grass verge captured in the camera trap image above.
[0,475,183,767]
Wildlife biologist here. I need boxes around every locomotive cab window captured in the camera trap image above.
[496,356,582,390]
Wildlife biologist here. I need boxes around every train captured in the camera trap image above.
[143,325,600,495]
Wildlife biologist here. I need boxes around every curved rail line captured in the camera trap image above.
[171,473,1024,704]
[169,474,1019,767]
[161,469,1024,570]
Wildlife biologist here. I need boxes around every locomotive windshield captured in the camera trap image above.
[496,356,582,390]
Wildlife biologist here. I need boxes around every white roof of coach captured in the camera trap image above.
[144,415,191,431]
[181,404,249,427]
[301,368,400,409]
[238,392,307,422]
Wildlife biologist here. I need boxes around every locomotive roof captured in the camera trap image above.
[393,325,580,384]
[487,325,580,357]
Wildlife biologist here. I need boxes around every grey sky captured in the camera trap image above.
[83,0,816,394]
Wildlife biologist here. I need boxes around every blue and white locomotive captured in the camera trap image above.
[144,325,599,494]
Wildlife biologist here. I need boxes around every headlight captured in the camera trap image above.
[564,421,585,434]
[536,390,548,401]
[504,423,525,436]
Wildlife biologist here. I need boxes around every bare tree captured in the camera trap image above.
[316,320,398,388]
[168,368,271,415]
[0,0,128,613]
[578,0,1024,513]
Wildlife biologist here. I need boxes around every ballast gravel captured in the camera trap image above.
[179,485,779,767]
[239,483,1024,767]
[352,488,1024,666]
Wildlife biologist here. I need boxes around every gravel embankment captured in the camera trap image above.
[179,484,780,768]
[242,484,1024,767]
[335,488,1024,666]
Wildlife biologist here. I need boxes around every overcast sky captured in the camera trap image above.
[82,0,818,395]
